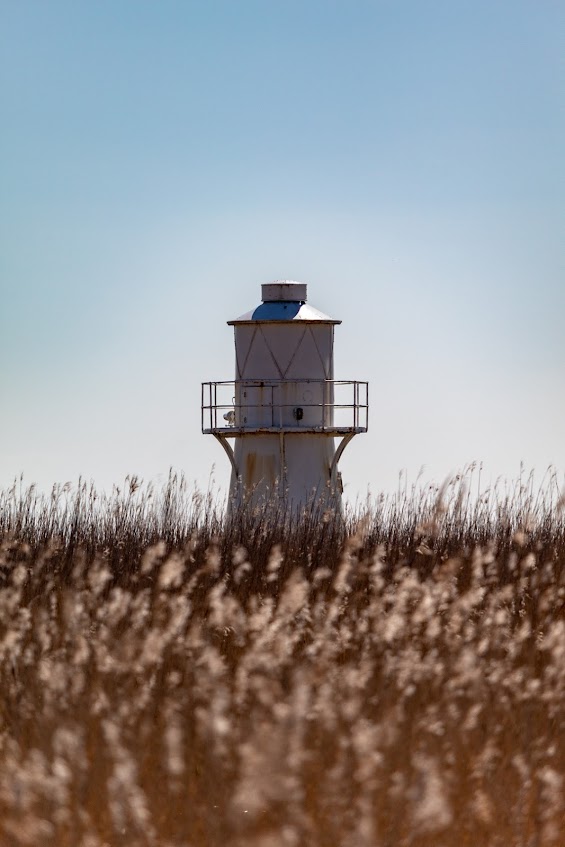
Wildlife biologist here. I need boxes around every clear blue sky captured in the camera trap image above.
[1,0,563,501]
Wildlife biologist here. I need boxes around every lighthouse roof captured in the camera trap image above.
[228,281,341,325]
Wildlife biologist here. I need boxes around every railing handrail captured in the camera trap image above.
[203,378,367,385]
[201,379,369,435]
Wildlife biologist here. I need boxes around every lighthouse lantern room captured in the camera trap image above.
[201,281,368,511]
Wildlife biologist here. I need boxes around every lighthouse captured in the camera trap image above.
[202,281,368,513]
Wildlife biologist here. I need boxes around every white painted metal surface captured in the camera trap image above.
[202,281,368,512]
[261,281,307,302]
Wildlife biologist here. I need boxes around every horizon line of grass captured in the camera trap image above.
[1,465,563,583]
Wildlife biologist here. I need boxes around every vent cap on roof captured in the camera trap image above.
[262,281,307,302]
[228,280,340,324]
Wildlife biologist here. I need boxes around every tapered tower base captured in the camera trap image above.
[230,433,340,513]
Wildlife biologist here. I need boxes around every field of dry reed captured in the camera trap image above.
[0,467,564,847]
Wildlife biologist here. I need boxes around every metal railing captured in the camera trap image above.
[201,379,368,435]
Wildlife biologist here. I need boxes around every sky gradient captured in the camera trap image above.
[1,1,563,501]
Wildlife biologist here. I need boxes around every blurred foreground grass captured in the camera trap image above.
[0,468,564,846]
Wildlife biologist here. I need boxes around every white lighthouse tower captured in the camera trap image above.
[202,281,368,513]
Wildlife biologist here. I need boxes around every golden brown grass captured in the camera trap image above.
[0,468,564,846]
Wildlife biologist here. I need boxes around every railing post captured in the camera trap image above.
[357,382,361,429]
[354,381,358,429]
